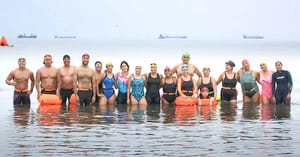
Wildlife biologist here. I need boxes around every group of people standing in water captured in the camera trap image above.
[5,52,293,107]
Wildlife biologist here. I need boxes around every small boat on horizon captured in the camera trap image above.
[18,33,37,38]
[54,35,77,39]
[243,35,264,39]
[159,34,187,39]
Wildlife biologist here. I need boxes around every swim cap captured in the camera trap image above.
[182,52,190,58]
[201,87,209,92]
[225,60,235,67]
[63,54,70,60]
[106,61,113,66]
[275,60,282,65]
[181,64,188,71]
[150,63,157,67]
[242,59,249,65]
[95,61,102,67]
[44,54,52,61]
[82,53,90,59]
[260,61,267,65]
[164,66,171,71]
[203,65,210,70]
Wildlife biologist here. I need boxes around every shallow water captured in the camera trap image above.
[1,39,300,156]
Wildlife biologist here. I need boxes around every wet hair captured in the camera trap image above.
[120,60,129,71]
[95,61,102,67]
[63,54,70,60]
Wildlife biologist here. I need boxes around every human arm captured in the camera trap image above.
[35,69,41,99]
[29,71,35,94]
[5,71,16,86]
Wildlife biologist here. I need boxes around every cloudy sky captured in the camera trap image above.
[1,0,299,41]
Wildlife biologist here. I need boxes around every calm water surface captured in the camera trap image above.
[0,39,300,156]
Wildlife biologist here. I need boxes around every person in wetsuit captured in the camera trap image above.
[272,61,293,105]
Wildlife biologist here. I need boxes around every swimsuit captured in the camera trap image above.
[259,71,273,99]
[116,72,129,104]
[240,70,259,98]
[78,89,93,106]
[198,77,214,98]
[102,74,115,99]
[181,76,194,96]
[60,88,74,104]
[131,76,145,101]
[13,89,30,105]
[221,73,237,101]
[162,78,177,103]
[146,73,161,105]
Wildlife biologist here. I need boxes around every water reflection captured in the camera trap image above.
[220,101,237,121]
[37,104,62,126]
[13,104,31,126]
[275,104,291,119]
[161,104,176,123]
[147,104,160,121]
[175,105,198,125]
[261,104,275,120]
[199,103,218,121]
[129,104,147,123]
[242,102,260,120]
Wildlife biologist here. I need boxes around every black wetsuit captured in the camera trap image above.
[146,73,161,105]
[272,70,293,105]
[221,73,237,101]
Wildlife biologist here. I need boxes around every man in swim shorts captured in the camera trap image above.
[6,58,35,105]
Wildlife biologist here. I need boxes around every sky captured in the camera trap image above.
[1,0,300,41]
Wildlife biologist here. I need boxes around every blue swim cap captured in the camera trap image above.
[181,64,188,71]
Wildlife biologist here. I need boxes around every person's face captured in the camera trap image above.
[242,61,250,70]
[225,64,232,71]
[260,63,267,71]
[150,65,157,73]
[106,64,113,72]
[63,58,70,66]
[135,66,142,74]
[203,69,210,76]
[82,57,89,65]
[164,69,171,77]
[275,63,282,71]
[18,59,26,68]
[121,63,128,72]
[182,57,190,64]
[95,63,102,72]
[182,68,188,76]
[202,91,209,98]
[44,59,52,66]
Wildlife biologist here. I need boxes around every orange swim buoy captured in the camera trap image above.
[175,96,199,106]
[38,94,61,105]
[69,94,76,104]
[0,36,9,46]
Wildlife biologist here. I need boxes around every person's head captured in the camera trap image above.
[135,65,142,74]
[202,65,210,77]
[63,54,71,66]
[164,66,171,77]
[18,57,26,68]
[120,60,129,72]
[181,52,190,64]
[43,54,53,66]
[95,61,102,72]
[242,59,250,70]
[181,64,189,76]
[201,87,209,99]
[275,60,283,71]
[260,61,268,71]
[106,61,113,72]
[82,53,90,65]
[225,60,235,71]
[150,62,157,73]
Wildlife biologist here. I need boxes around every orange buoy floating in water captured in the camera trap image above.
[175,96,199,106]
[38,94,61,105]
[0,36,9,46]
[69,93,76,104]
